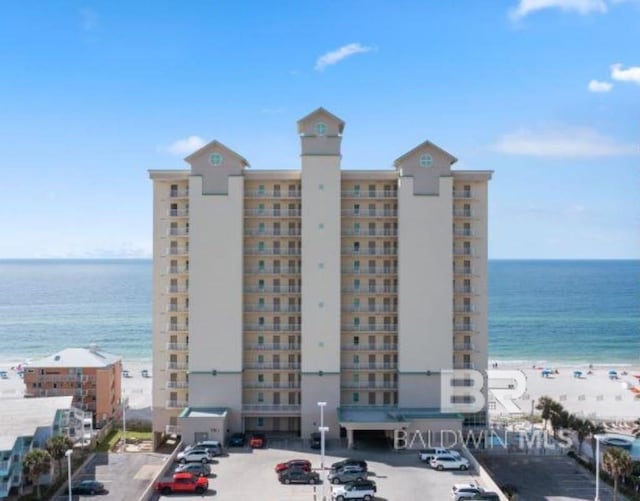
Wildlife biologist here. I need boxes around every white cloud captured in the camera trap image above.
[510,0,607,19]
[164,136,206,155]
[588,79,613,92]
[611,63,640,84]
[79,8,98,31]
[315,43,373,71]
[492,126,637,157]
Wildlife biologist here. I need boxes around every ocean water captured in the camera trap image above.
[0,259,638,365]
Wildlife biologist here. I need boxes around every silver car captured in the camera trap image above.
[328,465,368,484]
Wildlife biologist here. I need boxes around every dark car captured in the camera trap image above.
[310,432,322,449]
[469,493,500,501]
[344,479,377,493]
[278,469,320,485]
[229,432,246,447]
[175,462,211,477]
[250,433,266,448]
[275,459,312,473]
[330,458,368,472]
[68,480,107,495]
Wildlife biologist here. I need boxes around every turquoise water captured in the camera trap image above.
[0,259,638,364]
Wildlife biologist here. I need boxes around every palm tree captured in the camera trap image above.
[535,396,555,431]
[602,447,632,501]
[23,448,52,499]
[589,422,606,464]
[45,435,74,478]
[572,418,592,455]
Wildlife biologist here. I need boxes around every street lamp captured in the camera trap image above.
[319,426,329,501]
[594,433,605,501]
[65,449,73,501]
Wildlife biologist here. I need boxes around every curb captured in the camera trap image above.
[138,440,183,501]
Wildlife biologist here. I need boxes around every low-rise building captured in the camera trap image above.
[23,346,122,425]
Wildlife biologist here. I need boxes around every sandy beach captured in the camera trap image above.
[0,359,153,421]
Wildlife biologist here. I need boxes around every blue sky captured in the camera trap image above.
[0,0,638,259]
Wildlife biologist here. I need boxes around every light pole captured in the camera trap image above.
[594,434,604,501]
[319,426,329,501]
[65,449,73,501]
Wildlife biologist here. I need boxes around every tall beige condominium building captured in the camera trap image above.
[149,108,492,448]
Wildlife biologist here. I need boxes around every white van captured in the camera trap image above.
[418,447,460,462]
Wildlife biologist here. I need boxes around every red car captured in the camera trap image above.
[250,433,266,448]
[275,459,312,473]
[154,472,208,495]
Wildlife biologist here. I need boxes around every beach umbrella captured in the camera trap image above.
[608,369,618,375]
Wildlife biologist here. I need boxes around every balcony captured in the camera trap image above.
[341,381,398,389]
[245,266,301,275]
[453,323,476,333]
[453,190,473,199]
[341,229,398,237]
[244,304,301,313]
[167,228,189,237]
[245,190,301,198]
[167,247,189,256]
[453,305,476,313]
[341,344,398,351]
[166,381,189,389]
[341,267,398,275]
[166,400,188,409]
[342,248,397,256]
[168,209,189,217]
[245,247,301,256]
[242,404,301,413]
[245,343,301,351]
[169,189,189,199]
[453,209,477,219]
[341,209,397,217]
[341,325,397,332]
[166,304,188,312]
[167,266,189,275]
[454,286,477,295]
[244,209,301,217]
[453,362,475,370]
[166,343,189,352]
[342,305,397,313]
[244,363,300,370]
[453,247,476,257]
[0,459,9,474]
[453,266,475,276]
[166,324,189,333]
[245,324,301,331]
[341,286,398,294]
[243,381,301,389]
[166,285,189,294]
[341,363,398,370]
[341,190,397,199]
[244,286,301,293]
[453,228,476,237]
[244,228,301,237]
[453,343,475,351]
[166,362,189,370]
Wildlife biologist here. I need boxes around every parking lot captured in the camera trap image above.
[154,443,487,501]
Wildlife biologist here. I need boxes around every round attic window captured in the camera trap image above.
[419,153,433,167]
[210,153,223,166]
[314,122,328,136]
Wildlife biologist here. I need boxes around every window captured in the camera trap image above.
[258,392,264,402]
[257,335,264,345]
[257,355,264,363]
[353,393,360,403]
[419,153,433,167]
[258,373,264,382]
[354,279,360,290]
[315,122,328,135]
[258,184,265,195]
[257,417,264,427]
[210,153,223,166]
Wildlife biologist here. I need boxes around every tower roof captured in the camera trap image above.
[393,140,458,168]
[184,140,250,167]
[297,107,345,134]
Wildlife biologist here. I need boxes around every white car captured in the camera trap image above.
[331,481,376,500]
[452,483,484,500]
[430,454,470,471]
[418,447,461,462]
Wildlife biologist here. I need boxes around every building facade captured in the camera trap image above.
[24,347,122,425]
[149,108,492,447]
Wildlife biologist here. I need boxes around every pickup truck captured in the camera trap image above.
[154,472,208,495]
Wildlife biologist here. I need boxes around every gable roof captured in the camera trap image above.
[297,107,345,134]
[184,140,250,167]
[26,347,121,368]
[393,140,458,168]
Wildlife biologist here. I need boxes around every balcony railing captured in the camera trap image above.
[342,286,398,294]
[243,382,301,389]
[166,304,188,312]
[342,305,397,313]
[245,324,301,331]
[169,189,189,198]
[244,286,301,293]
[166,362,189,370]
[244,363,300,370]
[453,190,473,199]
[341,363,398,370]
[341,229,398,237]
[341,267,398,275]
[245,343,301,351]
[453,362,475,369]
[342,248,397,256]
[453,209,476,218]
[341,209,397,217]
[242,404,301,412]
[453,286,477,295]
[244,228,301,237]
[341,344,398,351]
[0,460,9,474]
[453,305,476,313]
[167,324,189,332]
[453,323,476,333]
[341,381,398,389]
[167,266,189,275]
[453,228,476,237]
[453,266,474,276]
[168,209,189,217]
[453,343,475,351]
[341,325,397,332]
[166,343,189,351]
[167,228,189,237]
[166,381,189,389]
[341,190,397,198]
[166,400,188,409]
[245,267,301,274]
[244,209,301,217]
[244,304,301,313]
[453,247,476,257]
[167,285,189,294]
[245,190,301,198]
[245,248,301,256]
[167,247,189,256]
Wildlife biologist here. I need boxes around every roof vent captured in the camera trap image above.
[88,343,98,353]
[54,355,60,361]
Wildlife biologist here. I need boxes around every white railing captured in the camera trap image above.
[342,248,397,256]
[165,400,188,409]
[169,189,189,198]
[167,247,189,256]
[245,343,301,350]
[166,324,188,332]
[244,304,301,313]
[342,305,397,313]
[453,323,476,332]
[167,228,189,237]
[167,285,189,293]
[341,363,397,370]
[341,382,398,389]
[166,343,189,351]
[168,209,189,217]
[341,325,397,332]
[166,362,189,370]
[453,267,474,275]
[245,324,301,331]
[342,286,398,293]
[167,266,189,275]
[244,363,300,370]
[166,304,188,312]
[245,267,301,274]
[341,229,398,236]
[242,404,301,412]
[245,248,301,256]
[243,382,301,389]
[453,209,476,218]
[453,305,476,313]
[453,190,472,199]
[244,209,301,217]
[166,381,189,389]
[453,362,475,369]
[453,247,476,256]
[341,267,398,275]
[341,344,398,351]
[454,286,477,294]
[244,190,301,198]
[453,228,475,237]
[244,286,301,293]
[341,190,397,198]
[453,343,475,351]
[341,209,397,217]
